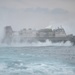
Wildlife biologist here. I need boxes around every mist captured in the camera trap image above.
[0,0,75,43]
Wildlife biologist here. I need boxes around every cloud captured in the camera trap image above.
[0,0,75,13]
[50,8,69,15]
[23,8,50,14]
[21,7,69,16]
[60,0,75,2]
[22,8,69,16]
[0,0,75,36]
[1,7,68,15]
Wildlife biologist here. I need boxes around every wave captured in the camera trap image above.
[0,61,75,75]
[0,40,73,47]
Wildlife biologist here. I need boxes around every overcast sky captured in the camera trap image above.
[0,0,75,39]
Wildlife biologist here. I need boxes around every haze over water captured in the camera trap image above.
[0,0,75,37]
[0,0,75,75]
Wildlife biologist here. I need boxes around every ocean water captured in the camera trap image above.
[0,46,75,75]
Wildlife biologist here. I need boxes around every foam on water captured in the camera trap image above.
[0,63,7,71]
[0,43,74,75]
[0,62,75,75]
[0,40,72,47]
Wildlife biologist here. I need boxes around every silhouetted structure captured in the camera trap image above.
[19,28,36,43]
[2,26,13,44]
[54,27,66,37]
[1,26,75,45]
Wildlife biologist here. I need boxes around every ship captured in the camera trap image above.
[2,26,75,45]
[36,27,75,45]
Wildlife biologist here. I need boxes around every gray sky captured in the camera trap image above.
[0,0,75,39]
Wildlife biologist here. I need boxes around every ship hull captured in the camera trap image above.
[36,35,75,45]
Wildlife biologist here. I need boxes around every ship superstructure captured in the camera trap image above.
[2,26,75,45]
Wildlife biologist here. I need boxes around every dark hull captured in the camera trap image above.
[36,36,75,45]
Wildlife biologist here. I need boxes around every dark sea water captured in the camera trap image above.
[0,46,75,75]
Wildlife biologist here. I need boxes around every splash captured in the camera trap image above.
[0,40,72,47]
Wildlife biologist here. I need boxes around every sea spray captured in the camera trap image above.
[0,40,72,47]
